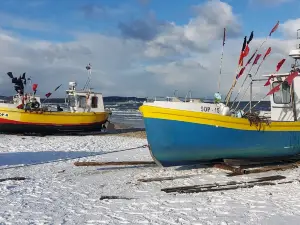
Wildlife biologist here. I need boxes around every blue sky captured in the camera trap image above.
[0,0,298,97]
[0,0,297,41]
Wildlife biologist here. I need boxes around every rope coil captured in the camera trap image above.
[242,112,271,131]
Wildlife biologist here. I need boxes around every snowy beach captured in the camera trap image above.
[1,132,300,225]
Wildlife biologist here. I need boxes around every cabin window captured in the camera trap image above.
[91,96,98,108]
[272,81,291,104]
[78,96,87,108]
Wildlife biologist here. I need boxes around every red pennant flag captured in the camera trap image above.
[223,28,226,46]
[243,44,250,58]
[236,67,246,79]
[45,92,52,98]
[253,54,261,65]
[264,75,275,86]
[32,84,38,92]
[285,71,299,85]
[269,21,279,36]
[267,83,281,96]
[276,59,286,72]
[238,44,250,66]
[238,37,248,66]
[238,52,244,67]
[263,47,272,60]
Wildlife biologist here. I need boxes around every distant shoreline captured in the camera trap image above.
[105,122,146,139]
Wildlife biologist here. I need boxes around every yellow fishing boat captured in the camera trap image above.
[0,66,110,134]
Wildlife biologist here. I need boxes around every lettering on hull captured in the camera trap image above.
[200,106,220,114]
[0,112,8,117]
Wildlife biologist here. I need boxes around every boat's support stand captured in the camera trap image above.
[214,157,300,176]
[159,158,300,194]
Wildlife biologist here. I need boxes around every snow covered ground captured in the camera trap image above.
[1,134,300,224]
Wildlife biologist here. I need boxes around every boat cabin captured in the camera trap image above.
[262,73,299,121]
[262,32,300,122]
[65,81,105,113]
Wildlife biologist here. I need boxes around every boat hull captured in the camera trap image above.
[0,107,109,134]
[140,105,300,167]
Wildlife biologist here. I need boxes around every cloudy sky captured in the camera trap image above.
[0,0,299,100]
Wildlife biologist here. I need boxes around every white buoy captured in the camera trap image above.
[218,103,230,116]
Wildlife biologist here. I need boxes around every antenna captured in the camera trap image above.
[83,63,92,90]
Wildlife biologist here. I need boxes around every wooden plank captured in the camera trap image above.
[100,195,135,200]
[0,177,26,182]
[176,182,276,193]
[74,161,156,166]
[161,175,286,193]
[138,174,199,182]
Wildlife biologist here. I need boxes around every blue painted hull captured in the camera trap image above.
[144,118,300,167]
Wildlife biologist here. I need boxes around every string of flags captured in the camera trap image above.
[235,20,279,81]
[236,45,272,80]
[264,58,286,87]
[235,32,254,79]
[266,71,298,96]
[226,20,281,108]
[263,56,299,97]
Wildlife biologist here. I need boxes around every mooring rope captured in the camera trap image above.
[0,144,149,171]
[242,112,271,131]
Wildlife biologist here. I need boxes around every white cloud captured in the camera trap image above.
[0,31,154,97]
[144,0,241,58]
[0,0,299,103]
[280,18,300,38]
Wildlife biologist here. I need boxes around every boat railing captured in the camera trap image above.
[145,96,203,103]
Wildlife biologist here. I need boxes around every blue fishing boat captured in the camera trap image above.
[139,103,300,166]
[139,28,300,167]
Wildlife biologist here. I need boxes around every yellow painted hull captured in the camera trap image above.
[140,105,300,131]
[0,107,109,133]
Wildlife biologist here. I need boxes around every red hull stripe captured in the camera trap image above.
[0,118,103,126]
